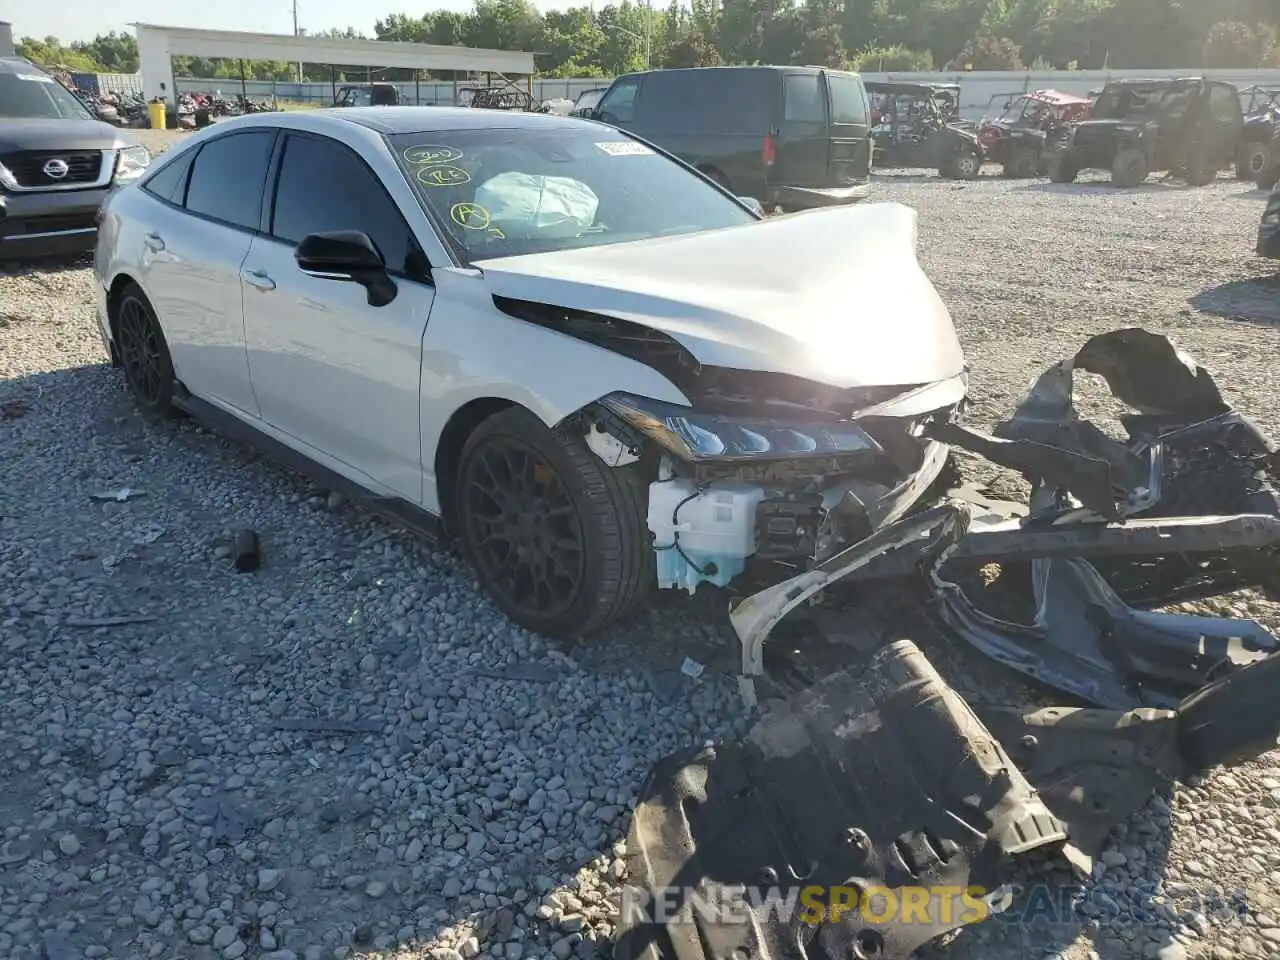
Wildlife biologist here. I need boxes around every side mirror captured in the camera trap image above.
[295,231,397,307]
[738,196,765,216]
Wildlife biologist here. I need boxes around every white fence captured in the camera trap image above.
[166,76,610,106]
[84,67,1280,113]
[861,68,1280,118]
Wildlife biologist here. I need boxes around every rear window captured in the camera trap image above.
[634,69,773,135]
[827,72,868,125]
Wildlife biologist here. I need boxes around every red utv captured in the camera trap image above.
[974,89,1093,178]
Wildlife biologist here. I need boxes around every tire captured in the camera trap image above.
[1002,146,1038,179]
[1237,141,1270,181]
[113,283,176,417]
[1048,154,1078,183]
[454,406,653,639]
[1110,148,1148,188]
[953,147,982,180]
[1184,154,1216,187]
[1259,160,1280,191]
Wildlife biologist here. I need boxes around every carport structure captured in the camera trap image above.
[133,23,536,105]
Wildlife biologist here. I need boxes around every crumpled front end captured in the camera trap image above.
[588,371,967,595]
[619,328,1280,960]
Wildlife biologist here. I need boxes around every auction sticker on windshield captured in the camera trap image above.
[596,141,653,156]
[417,165,471,187]
[403,145,463,165]
[17,74,57,83]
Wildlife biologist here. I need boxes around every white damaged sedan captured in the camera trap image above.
[94,107,966,638]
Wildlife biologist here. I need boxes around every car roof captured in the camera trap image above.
[1023,89,1092,106]
[618,64,851,81]
[271,106,611,136]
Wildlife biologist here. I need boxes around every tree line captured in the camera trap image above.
[16,0,1280,84]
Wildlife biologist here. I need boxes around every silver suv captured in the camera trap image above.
[0,57,151,259]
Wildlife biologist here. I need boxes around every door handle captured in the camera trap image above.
[242,268,276,291]
[143,232,165,252]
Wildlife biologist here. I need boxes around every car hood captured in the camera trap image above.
[473,202,965,391]
[0,118,138,153]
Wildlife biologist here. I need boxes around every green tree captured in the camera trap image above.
[72,32,138,72]
[848,44,934,71]
[665,31,723,66]
[1202,21,1276,67]
[945,33,1025,69]
[16,36,103,72]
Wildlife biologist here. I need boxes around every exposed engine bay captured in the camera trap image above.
[599,328,1280,960]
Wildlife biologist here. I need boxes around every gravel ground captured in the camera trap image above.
[4,159,1280,960]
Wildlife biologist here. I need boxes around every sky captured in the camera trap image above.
[1,0,576,45]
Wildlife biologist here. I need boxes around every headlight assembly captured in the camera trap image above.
[600,393,883,462]
[113,145,152,184]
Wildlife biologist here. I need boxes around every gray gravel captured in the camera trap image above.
[3,163,1280,960]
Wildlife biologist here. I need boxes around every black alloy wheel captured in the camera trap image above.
[115,286,175,415]
[455,407,652,639]
[462,435,587,623]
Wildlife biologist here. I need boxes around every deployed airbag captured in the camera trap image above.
[474,171,599,239]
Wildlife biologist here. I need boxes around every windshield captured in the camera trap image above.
[982,94,1023,123]
[0,72,94,120]
[389,127,756,265]
[1091,84,1171,120]
[574,89,605,111]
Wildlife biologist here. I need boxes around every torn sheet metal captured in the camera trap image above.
[933,554,1277,710]
[929,328,1280,525]
[730,504,968,706]
[731,328,1280,710]
[615,640,1066,960]
[732,499,1280,710]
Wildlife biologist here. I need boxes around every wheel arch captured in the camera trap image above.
[432,397,519,535]
[104,270,145,366]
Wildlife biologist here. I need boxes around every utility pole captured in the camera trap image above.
[292,0,303,83]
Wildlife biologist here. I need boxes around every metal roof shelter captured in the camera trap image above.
[134,23,536,103]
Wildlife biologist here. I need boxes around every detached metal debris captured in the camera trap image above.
[618,329,1280,960]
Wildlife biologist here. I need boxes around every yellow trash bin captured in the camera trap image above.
[147,100,166,130]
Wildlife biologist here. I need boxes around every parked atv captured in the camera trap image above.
[932,91,1039,181]
[1051,77,1243,187]
[334,83,401,107]
[866,81,965,170]
[1238,85,1280,181]
[974,89,1092,178]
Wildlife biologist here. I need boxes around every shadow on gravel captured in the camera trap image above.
[1013,179,1209,196]
[0,255,94,284]
[1227,187,1273,201]
[916,789,1182,960]
[1188,275,1280,326]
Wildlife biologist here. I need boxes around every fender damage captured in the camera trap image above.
[617,329,1280,960]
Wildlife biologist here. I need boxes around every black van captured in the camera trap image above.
[590,66,872,211]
